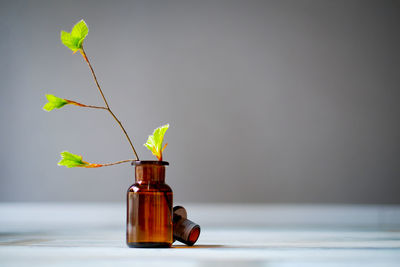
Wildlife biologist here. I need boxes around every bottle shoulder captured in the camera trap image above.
[127,183,172,193]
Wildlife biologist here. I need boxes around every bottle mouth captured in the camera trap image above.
[131,160,169,166]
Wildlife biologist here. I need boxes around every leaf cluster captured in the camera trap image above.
[144,124,169,161]
[60,20,88,52]
[58,151,88,168]
[43,94,69,111]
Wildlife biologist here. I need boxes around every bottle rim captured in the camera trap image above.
[131,160,169,166]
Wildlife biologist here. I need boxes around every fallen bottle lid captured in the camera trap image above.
[173,206,201,246]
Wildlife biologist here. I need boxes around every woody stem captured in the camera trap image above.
[80,47,139,161]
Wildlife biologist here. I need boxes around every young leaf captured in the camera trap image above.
[71,20,89,48]
[58,151,89,168]
[60,19,88,52]
[144,124,169,161]
[43,94,69,111]
[57,151,103,168]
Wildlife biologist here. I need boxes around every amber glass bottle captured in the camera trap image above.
[126,161,173,248]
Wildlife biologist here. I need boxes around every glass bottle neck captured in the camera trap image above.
[135,164,166,184]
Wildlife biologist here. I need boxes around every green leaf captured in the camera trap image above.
[43,94,69,111]
[144,124,169,160]
[60,31,75,51]
[58,151,89,168]
[60,19,88,52]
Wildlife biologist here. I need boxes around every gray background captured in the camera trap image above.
[0,0,399,203]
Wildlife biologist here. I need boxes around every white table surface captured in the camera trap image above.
[1,203,400,267]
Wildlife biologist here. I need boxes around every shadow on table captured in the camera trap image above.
[173,244,227,249]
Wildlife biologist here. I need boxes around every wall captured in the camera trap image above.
[0,0,399,203]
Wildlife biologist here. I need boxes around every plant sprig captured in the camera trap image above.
[57,19,138,160]
[43,94,107,111]
[62,20,139,160]
[44,19,169,168]
[58,151,134,168]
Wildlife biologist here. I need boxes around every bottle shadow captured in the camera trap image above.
[173,244,228,249]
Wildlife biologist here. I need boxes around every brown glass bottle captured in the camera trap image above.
[126,161,173,248]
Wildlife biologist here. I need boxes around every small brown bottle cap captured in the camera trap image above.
[173,206,201,246]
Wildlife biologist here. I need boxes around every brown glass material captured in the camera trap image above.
[126,161,173,248]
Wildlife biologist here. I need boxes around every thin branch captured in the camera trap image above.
[80,47,139,160]
[82,105,108,110]
[79,49,110,109]
[100,159,135,167]
[65,99,107,110]
[83,159,135,168]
